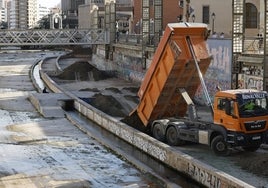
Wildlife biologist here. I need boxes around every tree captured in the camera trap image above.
[0,21,8,29]
[36,15,51,29]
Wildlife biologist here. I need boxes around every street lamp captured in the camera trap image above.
[191,14,195,22]
[211,12,216,34]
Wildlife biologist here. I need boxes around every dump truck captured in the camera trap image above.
[127,23,268,156]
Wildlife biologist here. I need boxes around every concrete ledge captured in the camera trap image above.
[39,65,254,188]
[29,93,71,118]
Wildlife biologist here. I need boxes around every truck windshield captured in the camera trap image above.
[238,92,268,117]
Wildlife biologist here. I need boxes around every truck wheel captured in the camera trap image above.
[242,145,260,152]
[166,126,185,146]
[152,123,165,142]
[211,135,230,156]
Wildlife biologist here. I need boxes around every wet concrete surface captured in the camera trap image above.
[0,50,163,188]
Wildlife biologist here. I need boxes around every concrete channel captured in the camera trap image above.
[34,56,254,188]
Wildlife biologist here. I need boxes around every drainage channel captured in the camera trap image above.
[66,110,204,188]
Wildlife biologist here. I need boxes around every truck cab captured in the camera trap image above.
[213,89,268,154]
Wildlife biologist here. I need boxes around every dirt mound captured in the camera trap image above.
[79,88,99,92]
[86,93,126,117]
[123,87,139,93]
[105,87,122,94]
[122,110,149,133]
[124,95,139,104]
[57,61,110,81]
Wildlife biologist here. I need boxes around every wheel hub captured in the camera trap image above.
[216,142,226,151]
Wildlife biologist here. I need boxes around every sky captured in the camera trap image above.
[38,0,61,8]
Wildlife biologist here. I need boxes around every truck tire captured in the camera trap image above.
[152,123,165,142]
[166,126,185,146]
[211,135,230,156]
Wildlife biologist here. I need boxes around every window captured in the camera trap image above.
[179,0,183,8]
[245,3,257,28]
[202,6,209,24]
[238,95,268,117]
[230,100,234,115]
[217,98,226,110]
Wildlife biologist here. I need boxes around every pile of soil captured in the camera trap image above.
[57,61,110,81]
[124,95,139,104]
[105,87,122,94]
[122,87,139,93]
[79,88,99,92]
[87,93,126,117]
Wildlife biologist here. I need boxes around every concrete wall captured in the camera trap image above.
[92,44,155,83]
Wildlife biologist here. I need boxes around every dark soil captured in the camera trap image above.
[122,87,139,93]
[105,87,122,94]
[79,88,100,92]
[86,93,126,117]
[57,61,111,81]
[124,95,139,104]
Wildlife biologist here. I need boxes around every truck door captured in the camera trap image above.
[214,98,239,130]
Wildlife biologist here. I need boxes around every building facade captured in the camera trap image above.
[78,0,132,32]
[28,0,38,28]
[189,0,263,38]
[133,0,183,34]
[37,4,51,24]
[0,0,7,25]
[8,0,38,29]
[61,0,85,28]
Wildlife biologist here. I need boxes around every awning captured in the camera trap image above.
[237,56,263,64]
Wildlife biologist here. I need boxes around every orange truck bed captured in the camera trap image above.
[131,23,212,127]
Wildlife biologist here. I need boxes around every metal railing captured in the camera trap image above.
[0,28,110,46]
[117,33,141,45]
[117,33,157,46]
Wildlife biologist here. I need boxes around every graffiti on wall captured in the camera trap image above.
[187,163,221,188]
[238,74,263,90]
[113,50,145,82]
[195,39,232,103]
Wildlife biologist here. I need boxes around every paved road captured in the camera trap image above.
[0,50,158,188]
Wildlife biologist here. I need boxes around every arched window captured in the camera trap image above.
[245,3,258,28]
